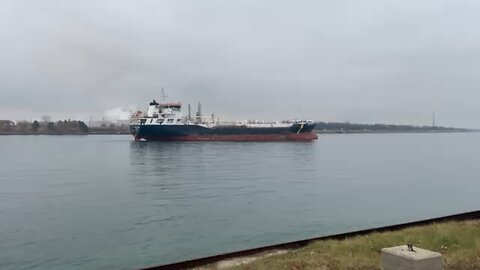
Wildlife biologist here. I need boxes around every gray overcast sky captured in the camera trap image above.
[1,0,479,127]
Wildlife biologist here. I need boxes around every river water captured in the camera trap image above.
[1,133,479,270]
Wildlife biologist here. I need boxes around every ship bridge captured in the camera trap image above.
[142,100,184,125]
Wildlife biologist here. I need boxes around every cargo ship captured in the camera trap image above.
[129,100,318,141]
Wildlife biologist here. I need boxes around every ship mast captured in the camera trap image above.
[188,104,192,122]
[161,88,168,101]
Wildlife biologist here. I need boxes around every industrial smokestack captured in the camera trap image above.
[197,102,202,117]
[194,102,202,123]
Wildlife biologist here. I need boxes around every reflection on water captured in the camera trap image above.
[128,141,318,209]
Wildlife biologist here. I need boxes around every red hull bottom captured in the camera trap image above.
[136,133,318,142]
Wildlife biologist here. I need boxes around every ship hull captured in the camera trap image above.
[130,123,318,142]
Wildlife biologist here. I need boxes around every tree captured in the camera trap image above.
[32,120,40,132]
[47,122,55,131]
[78,121,89,133]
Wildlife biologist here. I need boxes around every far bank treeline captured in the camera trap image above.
[314,122,469,133]
[0,119,89,135]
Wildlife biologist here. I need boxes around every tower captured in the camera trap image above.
[196,102,202,123]
[188,104,192,121]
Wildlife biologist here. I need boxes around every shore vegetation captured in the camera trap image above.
[0,119,89,135]
[201,220,480,270]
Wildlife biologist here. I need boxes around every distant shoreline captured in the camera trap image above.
[1,120,473,136]
[0,130,476,136]
[0,132,129,135]
[315,129,477,134]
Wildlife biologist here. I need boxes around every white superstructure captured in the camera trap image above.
[131,100,313,128]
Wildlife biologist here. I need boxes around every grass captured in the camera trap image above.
[201,220,480,270]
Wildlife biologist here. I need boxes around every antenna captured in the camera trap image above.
[432,112,436,130]
[161,88,168,101]
[188,104,192,121]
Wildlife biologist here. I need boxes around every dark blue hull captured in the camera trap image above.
[130,123,317,141]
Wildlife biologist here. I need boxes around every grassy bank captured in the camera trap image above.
[201,220,480,270]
